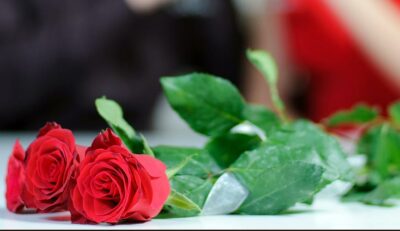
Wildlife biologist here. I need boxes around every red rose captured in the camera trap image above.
[23,122,83,212]
[6,140,26,213]
[70,129,170,224]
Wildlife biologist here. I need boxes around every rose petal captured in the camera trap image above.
[134,154,167,178]
[148,170,170,215]
[45,129,76,153]
[6,140,26,213]
[76,145,87,163]
[37,122,61,137]
[87,129,122,152]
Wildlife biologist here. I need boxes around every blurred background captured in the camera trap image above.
[1,0,400,132]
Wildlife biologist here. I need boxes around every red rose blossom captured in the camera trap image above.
[23,122,83,212]
[69,129,170,224]
[6,140,26,213]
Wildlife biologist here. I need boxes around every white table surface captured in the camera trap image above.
[1,131,400,229]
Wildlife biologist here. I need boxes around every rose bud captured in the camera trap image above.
[5,140,26,213]
[69,129,170,224]
[23,122,85,212]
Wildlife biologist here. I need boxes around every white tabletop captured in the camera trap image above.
[1,132,399,229]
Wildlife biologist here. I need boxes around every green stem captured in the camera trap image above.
[270,85,288,123]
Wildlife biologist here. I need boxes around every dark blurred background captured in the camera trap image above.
[0,0,244,131]
[1,0,400,131]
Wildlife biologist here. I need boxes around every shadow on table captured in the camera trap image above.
[0,208,147,227]
[280,209,316,216]
[155,208,315,219]
[0,208,73,224]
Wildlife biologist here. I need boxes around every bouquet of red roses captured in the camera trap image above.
[6,123,170,224]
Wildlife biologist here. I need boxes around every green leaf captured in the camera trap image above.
[165,189,202,212]
[389,101,400,126]
[246,49,278,87]
[161,73,245,137]
[243,104,280,133]
[347,121,400,206]
[231,140,330,194]
[357,127,378,158]
[95,97,143,153]
[344,177,400,206]
[164,175,213,217]
[362,177,400,206]
[230,144,324,214]
[325,104,378,127]
[269,120,354,182]
[153,145,220,178]
[246,49,286,121]
[155,146,219,217]
[357,124,400,182]
[205,133,262,169]
[341,190,369,203]
[165,155,192,179]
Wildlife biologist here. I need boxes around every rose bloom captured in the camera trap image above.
[23,122,85,212]
[69,129,170,224]
[5,140,26,213]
